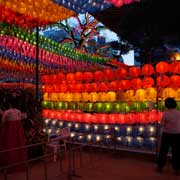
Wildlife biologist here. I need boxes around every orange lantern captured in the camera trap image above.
[170,75,180,88]
[82,92,91,102]
[103,69,114,81]
[131,78,142,89]
[129,67,141,77]
[66,73,75,83]
[98,92,109,102]
[142,77,154,88]
[83,72,93,82]
[115,68,127,79]
[94,71,104,81]
[90,92,99,102]
[156,61,169,74]
[156,75,170,87]
[161,88,176,99]
[142,64,154,76]
[75,72,83,82]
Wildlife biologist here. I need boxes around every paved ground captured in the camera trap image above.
[0,147,179,180]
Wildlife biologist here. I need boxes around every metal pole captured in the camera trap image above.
[35,26,39,100]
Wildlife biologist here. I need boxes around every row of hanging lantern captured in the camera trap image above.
[0,23,110,64]
[42,109,162,124]
[43,87,180,102]
[41,61,180,84]
[0,0,76,28]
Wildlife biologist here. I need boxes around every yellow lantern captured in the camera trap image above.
[73,93,82,102]
[43,92,49,101]
[59,93,65,101]
[65,93,73,102]
[135,89,145,101]
[176,88,180,100]
[107,91,116,102]
[145,88,157,102]
[162,88,176,100]
[82,92,90,102]
[90,92,99,102]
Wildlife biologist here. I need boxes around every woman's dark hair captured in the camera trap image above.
[165,97,177,109]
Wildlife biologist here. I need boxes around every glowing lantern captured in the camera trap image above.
[66,73,75,83]
[109,81,118,91]
[115,68,127,79]
[142,64,154,76]
[73,93,82,102]
[129,67,141,77]
[176,88,180,100]
[145,88,157,102]
[162,88,176,99]
[84,83,92,92]
[60,84,67,93]
[94,71,104,81]
[119,80,130,90]
[42,109,50,118]
[99,82,108,92]
[75,72,83,82]
[43,92,49,101]
[49,93,58,101]
[124,90,135,101]
[103,69,114,81]
[51,75,57,84]
[59,93,65,101]
[98,92,109,102]
[74,84,83,93]
[57,73,65,83]
[142,77,154,88]
[170,75,180,88]
[41,75,50,84]
[131,78,142,89]
[83,72,93,82]
[156,75,170,87]
[156,61,169,74]
[107,91,116,102]
[65,93,73,102]
[169,61,180,74]
[91,83,99,92]
[135,89,145,101]
[90,92,99,102]
[82,92,91,102]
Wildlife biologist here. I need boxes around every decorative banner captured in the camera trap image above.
[0,0,76,28]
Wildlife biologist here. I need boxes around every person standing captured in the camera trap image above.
[157,97,180,175]
[0,96,27,170]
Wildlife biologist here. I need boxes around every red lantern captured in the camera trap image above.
[115,68,127,79]
[83,72,93,82]
[117,114,125,124]
[75,72,83,82]
[56,73,65,83]
[41,75,49,84]
[99,82,108,92]
[94,71,104,81]
[84,83,92,92]
[66,73,75,83]
[75,83,83,93]
[156,75,170,87]
[129,67,141,77]
[60,84,67,93]
[91,83,99,92]
[131,78,142,89]
[119,80,130,90]
[169,61,180,74]
[156,61,169,74]
[109,81,118,91]
[142,64,154,76]
[170,75,180,88]
[143,77,154,88]
[103,69,114,81]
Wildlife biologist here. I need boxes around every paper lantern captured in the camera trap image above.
[129,67,141,77]
[98,92,109,102]
[60,84,67,93]
[83,72,93,82]
[169,61,180,74]
[103,69,114,81]
[94,71,104,81]
[142,77,154,88]
[75,72,83,82]
[74,83,83,93]
[119,80,130,90]
[99,82,108,92]
[82,92,91,102]
[169,75,180,88]
[66,73,75,83]
[43,92,49,101]
[65,93,73,102]
[107,91,116,102]
[135,89,145,101]
[58,93,65,101]
[57,73,65,83]
[84,83,92,92]
[41,75,50,84]
[142,64,154,76]
[109,81,118,91]
[176,88,180,100]
[73,93,82,102]
[156,61,169,74]
[131,78,142,89]
[145,88,157,102]
[156,75,170,87]
[161,88,176,99]
[90,92,99,102]
[115,68,127,79]
[91,83,99,92]
[49,93,58,101]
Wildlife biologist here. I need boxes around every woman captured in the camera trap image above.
[157,97,180,175]
[0,96,27,170]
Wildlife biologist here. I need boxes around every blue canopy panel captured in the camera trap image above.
[53,0,113,14]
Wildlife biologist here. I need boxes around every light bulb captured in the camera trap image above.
[52,120,56,125]
[45,119,49,124]
[94,125,99,130]
[75,123,79,129]
[139,127,144,132]
[85,124,90,130]
[104,125,109,130]
[68,123,72,127]
[96,135,101,141]
[114,126,119,131]
[117,137,122,141]
[87,134,92,140]
[70,132,75,137]
[127,127,132,132]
